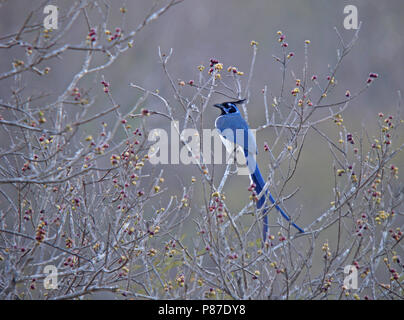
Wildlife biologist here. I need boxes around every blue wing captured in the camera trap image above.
[216,114,304,240]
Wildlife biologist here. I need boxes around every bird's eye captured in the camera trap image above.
[226,103,237,113]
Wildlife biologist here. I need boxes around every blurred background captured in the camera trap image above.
[0,0,403,242]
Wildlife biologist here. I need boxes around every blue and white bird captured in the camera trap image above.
[213,99,304,240]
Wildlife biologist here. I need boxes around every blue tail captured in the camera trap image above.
[248,160,304,240]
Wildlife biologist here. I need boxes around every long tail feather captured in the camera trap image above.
[249,162,304,240]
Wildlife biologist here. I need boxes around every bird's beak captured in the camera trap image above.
[213,104,223,109]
